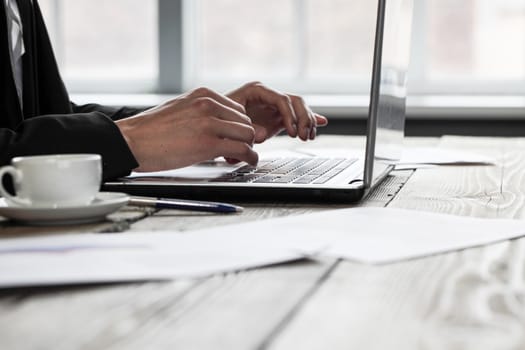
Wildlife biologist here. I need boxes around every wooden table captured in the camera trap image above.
[1,135,525,350]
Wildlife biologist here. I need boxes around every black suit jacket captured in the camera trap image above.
[1,0,139,181]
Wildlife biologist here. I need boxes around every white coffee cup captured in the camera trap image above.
[0,154,102,208]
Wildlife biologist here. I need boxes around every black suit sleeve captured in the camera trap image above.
[0,2,141,182]
[0,112,139,181]
[71,102,150,121]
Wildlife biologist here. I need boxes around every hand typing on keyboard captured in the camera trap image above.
[227,82,328,143]
[223,82,328,165]
[120,82,328,173]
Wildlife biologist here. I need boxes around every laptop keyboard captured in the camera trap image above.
[211,157,358,184]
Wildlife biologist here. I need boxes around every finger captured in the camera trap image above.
[208,118,256,145]
[190,87,246,115]
[315,114,328,126]
[253,126,268,143]
[290,95,316,140]
[310,126,317,140]
[225,157,241,164]
[214,139,259,166]
[243,83,298,138]
[192,97,252,126]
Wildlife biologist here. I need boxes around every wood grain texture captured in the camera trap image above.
[0,280,196,350]
[104,261,334,350]
[393,137,525,219]
[3,136,525,350]
[269,255,458,350]
[127,203,349,233]
[0,262,334,350]
[269,242,525,350]
[269,136,525,350]
[0,205,153,238]
[91,173,406,350]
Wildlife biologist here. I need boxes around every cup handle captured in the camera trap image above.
[0,166,29,206]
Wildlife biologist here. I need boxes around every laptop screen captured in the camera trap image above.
[364,0,414,187]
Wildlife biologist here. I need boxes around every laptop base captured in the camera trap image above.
[102,183,366,204]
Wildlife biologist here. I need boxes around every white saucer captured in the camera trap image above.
[0,192,130,225]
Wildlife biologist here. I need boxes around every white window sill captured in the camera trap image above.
[70,94,525,120]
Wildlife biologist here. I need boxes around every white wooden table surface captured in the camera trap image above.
[1,135,525,350]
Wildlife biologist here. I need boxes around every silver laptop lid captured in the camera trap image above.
[364,0,414,187]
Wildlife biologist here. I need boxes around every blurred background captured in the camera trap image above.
[39,0,525,135]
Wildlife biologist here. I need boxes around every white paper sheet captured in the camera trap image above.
[128,162,240,180]
[0,229,324,288]
[3,207,524,288]
[296,147,494,166]
[173,207,525,264]
[158,207,525,265]
[127,150,305,180]
[316,208,525,263]
[396,147,494,165]
[393,163,438,170]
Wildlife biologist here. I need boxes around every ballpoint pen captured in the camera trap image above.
[128,197,244,213]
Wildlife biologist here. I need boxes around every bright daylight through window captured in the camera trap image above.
[39,0,525,96]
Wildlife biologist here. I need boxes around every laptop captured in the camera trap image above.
[104,0,415,203]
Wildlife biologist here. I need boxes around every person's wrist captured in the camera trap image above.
[115,118,139,166]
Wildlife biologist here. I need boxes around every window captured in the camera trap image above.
[412,0,525,95]
[186,0,377,94]
[39,0,525,96]
[38,0,158,93]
